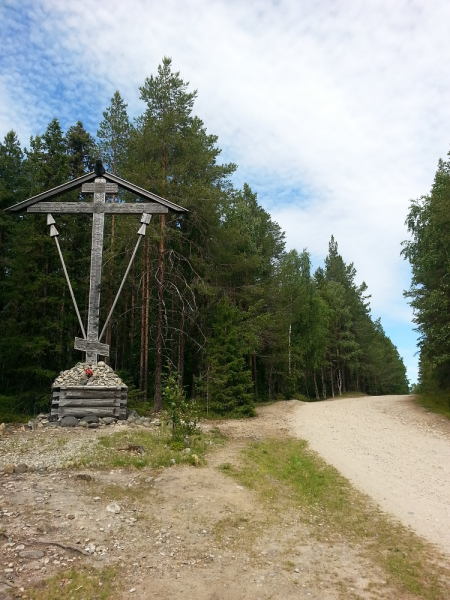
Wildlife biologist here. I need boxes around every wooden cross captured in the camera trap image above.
[29,177,168,364]
[6,162,187,366]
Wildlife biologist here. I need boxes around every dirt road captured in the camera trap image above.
[290,395,450,556]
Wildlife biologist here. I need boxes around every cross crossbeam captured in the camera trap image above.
[28,202,168,214]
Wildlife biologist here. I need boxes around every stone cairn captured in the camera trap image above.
[53,361,123,388]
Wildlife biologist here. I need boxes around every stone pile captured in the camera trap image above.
[52,361,124,388]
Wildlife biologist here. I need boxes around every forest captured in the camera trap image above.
[0,58,409,418]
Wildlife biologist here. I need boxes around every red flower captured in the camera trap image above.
[85,367,94,377]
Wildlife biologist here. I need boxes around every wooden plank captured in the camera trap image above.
[6,171,96,212]
[58,399,117,407]
[65,386,116,400]
[27,202,169,214]
[74,337,110,357]
[81,182,118,194]
[59,407,116,417]
[64,390,117,399]
[56,385,122,391]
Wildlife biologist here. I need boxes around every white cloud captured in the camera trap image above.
[2,0,450,382]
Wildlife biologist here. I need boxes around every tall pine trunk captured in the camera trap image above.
[313,371,320,400]
[154,214,166,411]
[321,368,327,399]
[139,237,150,400]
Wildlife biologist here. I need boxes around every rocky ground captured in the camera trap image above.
[0,400,447,599]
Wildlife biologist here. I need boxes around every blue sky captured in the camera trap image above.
[2,0,450,384]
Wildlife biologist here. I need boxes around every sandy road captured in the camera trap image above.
[290,395,450,556]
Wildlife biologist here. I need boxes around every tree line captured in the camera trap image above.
[403,150,450,394]
[0,57,409,416]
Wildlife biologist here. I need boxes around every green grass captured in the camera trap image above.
[223,438,450,599]
[414,392,450,419]
[0,412,33,424]
[27,565,119,599]
[73,424,224,470]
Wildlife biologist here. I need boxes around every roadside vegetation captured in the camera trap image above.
[413,392,450,419]
[221,438,450,599]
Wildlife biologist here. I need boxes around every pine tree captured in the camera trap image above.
[197,296,254,416]
[97,91,132,175]
[129,57,236,409]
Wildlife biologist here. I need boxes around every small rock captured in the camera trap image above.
[75,473,92,482]
[191,454,199,466]
[127,409,140,420]
[2,464,15,474]
[106,503,121,514]
[182,448,191,455]
[81,415,99,424]
[36,521,56,534]
[67,514,75,520]
[14,544,25,551]
[102,417,117,425]
[61,416,79,427]
[15,463,28,474]
[88,423,99,429]
[85,542,96,554]
[19,550,44,559]
[170,458,176,465]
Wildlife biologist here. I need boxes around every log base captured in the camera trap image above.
[51,385,127,420]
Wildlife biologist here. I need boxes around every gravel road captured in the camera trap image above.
[290,395,450,556]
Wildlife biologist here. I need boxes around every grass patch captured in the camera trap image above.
[27,565,119,599]
[226,438,450,599]
[73,425,224,470]
[414,392,450,419]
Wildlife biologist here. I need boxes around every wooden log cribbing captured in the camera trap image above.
[51,385,127,420]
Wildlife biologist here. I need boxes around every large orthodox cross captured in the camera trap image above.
[7,161,187,364]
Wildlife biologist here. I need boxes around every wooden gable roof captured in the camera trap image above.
[5,162,188,214]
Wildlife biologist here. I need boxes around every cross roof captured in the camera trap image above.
[5,162,188,214]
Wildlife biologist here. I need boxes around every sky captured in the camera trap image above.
[2,0,450,385]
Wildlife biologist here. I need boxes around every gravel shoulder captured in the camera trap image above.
[290,395,450,556]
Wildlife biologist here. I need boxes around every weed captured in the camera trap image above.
[72,426,223,471]
[414,392,450,419]
[27,565,119,599]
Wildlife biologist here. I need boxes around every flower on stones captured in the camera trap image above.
[85,367,94,377]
